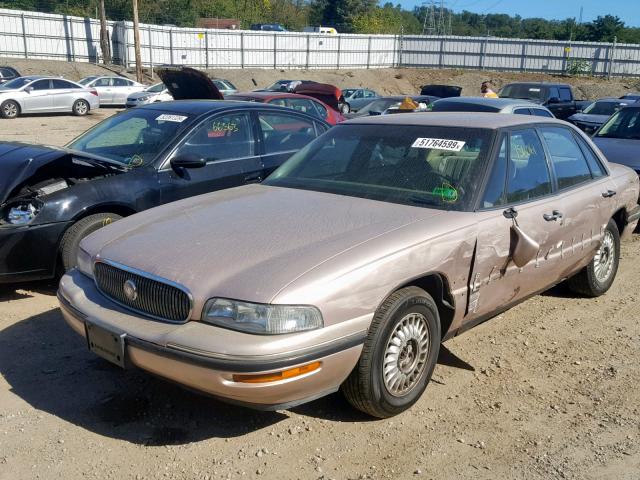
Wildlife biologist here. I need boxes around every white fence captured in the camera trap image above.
[2,8,640,77]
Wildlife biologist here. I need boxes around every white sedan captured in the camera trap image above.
[79,75,145,106]
[125,83,172,108]
[0,76,100,118]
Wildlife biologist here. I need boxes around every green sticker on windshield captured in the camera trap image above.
[128,155,144,168]
[433,183,458,202]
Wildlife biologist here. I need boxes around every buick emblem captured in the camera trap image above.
[123,279,138,301]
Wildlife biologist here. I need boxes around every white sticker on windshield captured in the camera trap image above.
[411,138,466,151]
[529,88,541,92]
[156,114,188,123]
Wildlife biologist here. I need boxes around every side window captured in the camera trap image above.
[365,90,376,98]
[52,79,76,89]
[258,113,317,154]
[532,108,554,118]
[353,90,364,99]
[513,108,532,116]
[559,88,572,102]
[314,121,329,135]
[176,113,254,161]
[506,129,552,202]
[94,78,112,87]
[540,127,592,189]
[113,78,131,87]
[284,98,316,115]
[548,87,560,100]
[0,68,12,77]
[30,80,51,90]
[482,135,507,208]
[574,134,606,178]
[311,101,327,120]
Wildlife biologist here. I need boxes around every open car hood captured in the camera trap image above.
[156,66,224,100]
[419,85,462,98]
[293,82,342,111]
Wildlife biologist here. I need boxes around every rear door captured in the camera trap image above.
[465,128,565,321]
[158,110,262,203]
[92,77,114,104]
[51,79,79,110]
[22,79,54,112]
[257,110,328,176]
[112,77,137,104]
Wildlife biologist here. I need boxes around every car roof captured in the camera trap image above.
[137,99,328,117]
[502,82,571,87]
[228,92,320,102]
[434,97,540,108]
[345,112,568,129]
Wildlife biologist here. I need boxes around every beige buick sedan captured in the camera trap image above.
[59,113,640,418]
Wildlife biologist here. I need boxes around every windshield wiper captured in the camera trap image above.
[407,195,439,206]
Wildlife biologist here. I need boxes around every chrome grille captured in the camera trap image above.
[94,261,191,322]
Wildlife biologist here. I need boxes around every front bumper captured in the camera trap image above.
[0,221,70,283]
[58,269,366,410]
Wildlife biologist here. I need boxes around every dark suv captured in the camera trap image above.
[0,66,20,85]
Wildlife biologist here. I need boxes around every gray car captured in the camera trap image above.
[431,97,554,117]
[568,98,631,134]
[0,76,99,119]
[592,105,640,175]
[79,75,145,106]
[340,88,378,114]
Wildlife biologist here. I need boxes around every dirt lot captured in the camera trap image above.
[1,59,640,480]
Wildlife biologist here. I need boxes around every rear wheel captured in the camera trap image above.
[1,100,20,119]
[567,219,620,297]
[59,213,122,273]
[341,286,440,418]
[340,103,351,114]
[72,99,90,116]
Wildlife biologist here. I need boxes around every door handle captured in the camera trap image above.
[602,190,617,198]
[244,173,262,184]
[543,210,563,221]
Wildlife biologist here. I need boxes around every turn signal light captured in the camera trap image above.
[232,362,321,384]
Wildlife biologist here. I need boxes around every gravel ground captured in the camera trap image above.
[1,60,640,480]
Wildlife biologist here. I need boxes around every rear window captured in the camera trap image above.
[499,84,542,101]
[431,101,497,113]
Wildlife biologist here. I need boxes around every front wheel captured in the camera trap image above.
[72,99,90,116]
[567,219,620,297]
[1,100,20,119]
[341,103,351,114]
[341,286,441,418]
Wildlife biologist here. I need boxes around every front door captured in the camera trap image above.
[22,79,53,112]
[158,111,262,203]
[465,129,564,322]
[92,77,114,104]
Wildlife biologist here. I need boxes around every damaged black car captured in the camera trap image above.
[0,67,330,283]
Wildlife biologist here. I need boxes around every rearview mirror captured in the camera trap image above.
[510,224,540,268]
[170,154,206,169]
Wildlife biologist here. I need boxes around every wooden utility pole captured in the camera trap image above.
[99,0,111,64]
[132,0,143,82]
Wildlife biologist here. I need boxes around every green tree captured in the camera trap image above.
[583,15,625,42]
[309,0,376,32]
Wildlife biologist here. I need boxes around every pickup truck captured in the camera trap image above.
[498,82,591,120]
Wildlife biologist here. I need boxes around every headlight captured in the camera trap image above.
[76,247,93,278]
[5,201,41,225]
[137,96,150,101]
[202,298,323,335]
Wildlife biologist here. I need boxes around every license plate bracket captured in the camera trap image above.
[85,321,126,368]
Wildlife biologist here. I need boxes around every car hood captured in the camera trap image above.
[128,90,163,100]
[592,137,640,170]
[82,184,445,310]
[568,113,609,124]
[0,142,127,204]
[156,66,224,100]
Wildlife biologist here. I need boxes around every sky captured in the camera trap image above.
[398,0,640,28]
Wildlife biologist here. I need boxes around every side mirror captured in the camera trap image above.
[24,86,33,93]
[547,97,560,104]
[510,224,540,268]
[170,154,206,170]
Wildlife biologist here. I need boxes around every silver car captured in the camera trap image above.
[0,76,99,119]
[212,79,238,96]
[340,88,378,114]
[431,97,555,117]
[125,83,173,108]
[79,75,145,106]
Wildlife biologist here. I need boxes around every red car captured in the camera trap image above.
[226,92,345,125]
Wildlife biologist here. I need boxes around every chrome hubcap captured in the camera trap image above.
[383,312,430,397]
[76,102,87,114]
[594,230,615,282]
[4,103,17,116]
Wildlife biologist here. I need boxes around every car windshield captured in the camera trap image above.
[78,77,97,85]
[67,108,194,166]
[265,80,293,92]
[0,77,33,90]
[594,109,640,140]
[500,85,542,101]
[582,101,625,116]
[265,124,493,211]
[146,83,165,93]
[358,99,396,114]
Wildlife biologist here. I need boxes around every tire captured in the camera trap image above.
[1,100,20,119]
[341,286,441,418]
[567,219,620,297]
[59,213,122,273]
[72,99,90,116]
[341,103,351,114]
